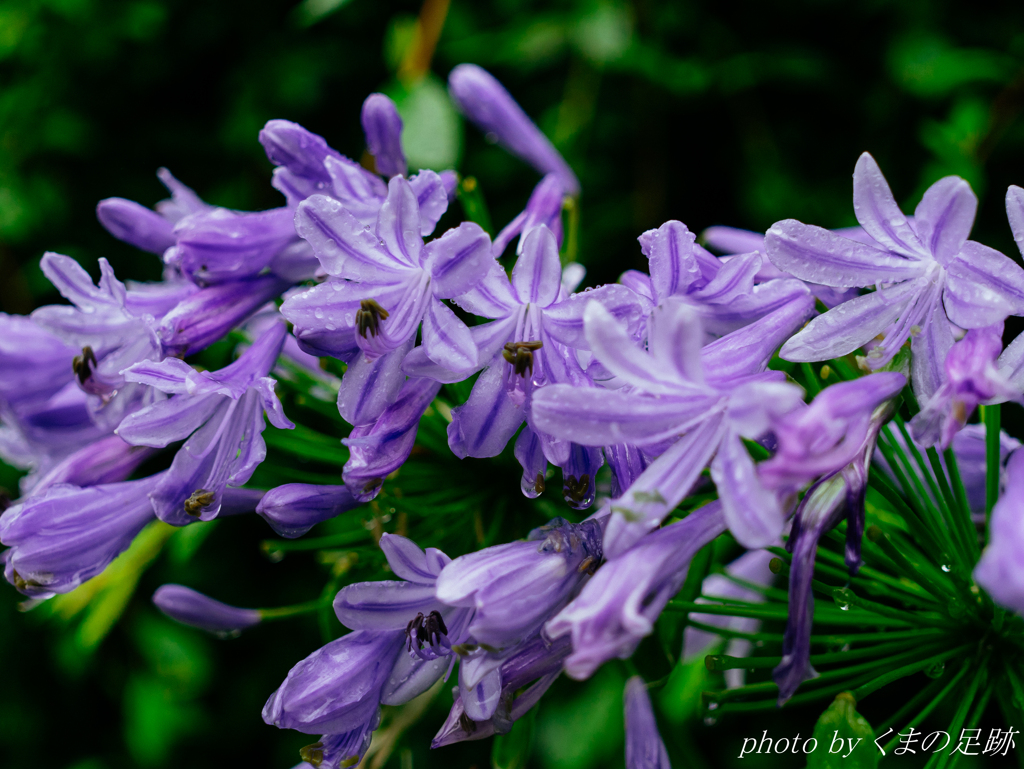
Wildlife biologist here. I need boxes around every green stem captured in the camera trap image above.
[707,636,931,671]
[801,362,822,398]
[259,598,332,620]
[561,195,580,265]
[879,660,971,754]
[982,403,1002,527]
[852,643,972,700]
[261,530,371,556]
[942,447,977,559]
[665,599,915,627]
[932,659,989,769]
[833,587,955,629]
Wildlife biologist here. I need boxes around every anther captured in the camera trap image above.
[298,741,325,767]
[355,299,390,338]
[184,489,215,517]
[459,712,477,733]
[72,346,98,386]
[406,610,448,651]
[362,477,383,493]
[534,473,545,494]
[502,341,543,377]
[563,474,590,505]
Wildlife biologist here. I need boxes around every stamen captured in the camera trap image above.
[458,712,477,733]
[406,610,449,653]
[298,741,325,767]
[72,346,98,386]
[184,489,215,517]
[502,340,543,377]
[534,473,546,494]
[355,299,390,338]
[563,474,591,505]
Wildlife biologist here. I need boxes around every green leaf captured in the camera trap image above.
[806,692,878,769]
[389,75,462,171]
[492,706,536,769]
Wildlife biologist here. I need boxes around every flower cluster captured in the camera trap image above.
[5,62,1024,768]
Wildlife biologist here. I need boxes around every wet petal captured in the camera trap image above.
[944,240,1024,328]
[512,225,562,307]
[422,221,493,299]
[852,152,927,258]
[913,175,977,264]
[376,176,422,268]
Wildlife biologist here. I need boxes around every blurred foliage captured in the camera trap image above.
[4,0,1024,768]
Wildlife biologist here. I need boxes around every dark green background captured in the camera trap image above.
[2,0,1023,767]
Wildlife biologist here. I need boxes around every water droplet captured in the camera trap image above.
[754,639,765,648]
[703,716,717,726]
[707,702,719,711]
[941,564,951,573]
[314,308,324,319]
[835,597,850,611]
[926,661,946,679]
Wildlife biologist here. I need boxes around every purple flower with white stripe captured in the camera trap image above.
[0,472,163,597]
[284,177,492,423]
[362,93,407,178]
[117,320,294,525]
[153,584,262,634]
[910,323,1018,449]
[623,220,811,338]
[766,153,1024,397]
[448,64,580,196]
[624,677,671,769]
[492,174,565,258]
[406,225,642,464]
[256,483,362,538]
[547,501,727,680]
[530,295,812,555]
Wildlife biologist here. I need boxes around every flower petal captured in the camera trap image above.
[450,262,520,319]
[779,280,923,362]
[376,176,422,268]
[639,220,700,301]
[334,580,445,630]
[944,240,1024,328]
[544,284,644,350]
[294,194,404,280]
[765,220,924,288]
[913,175,977,264]
[337,341,413,427]
[422,298,478,373]
[852,152,927,258]
[409,170,452,236]
[711,430,784,548]
[511,225,561,307]
[447,363,524,459]
[422,221,493,299]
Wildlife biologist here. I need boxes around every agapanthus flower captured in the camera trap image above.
[341,377,443,500]
[546,501,727,680]
[152,584,262,633]
[116,320,294,525]
[975,449,1024,614]
[621,220,811,338]
[701,224,863,308]
[766,153,1024,397]
[30,434,155,495]
[682,549,775,689]
[448,64,580,196]
[530,295,813,555]
[96,167,211,256]
[910,323,1019,449]
[284,177,493,423]
[0,472,163,597]
[435,516,603,651]
[255,483,362,538]
[431,633,570,747]
[265,534,467,738]
[623,677,671,769]
[491,174,565,258]
[295,721,377,769]
[361,92,407,178]
[405,225,642,464]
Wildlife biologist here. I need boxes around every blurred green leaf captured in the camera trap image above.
[492,706,536,769]
[889,33,1013,97]
[806,692,877,769]
[536,666,625,769]
[389,75,462,171]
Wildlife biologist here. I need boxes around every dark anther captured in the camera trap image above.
[458,711,478,734]
[578,555,597,574]
[72,346,98,385]
[298,741,325,767]
[11,570,41,591]
[184,489,215,517]
[355,299,390,338]
[502,340,543,377]
[563,474,591,505]
[406,610,448,651]
[362,477,383,493]
[534,473,546,494]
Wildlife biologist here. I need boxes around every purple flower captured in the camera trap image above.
[701,224,863,308]
[975,449,1024,614]
[96,167,211,254]
[431,633,570,747]
[683,549,775,689]
[448,64,580,195]
[152,584,262,633]
[0,472,162,597]
[758,372,907,490]
[631,220,811,337]
[117,320,294,525]
[31,434,155,494]
[362,93,407,178]
[405,225,642,463]
[296,722,377,769]
[256,484,362,538]
[342,377,443,500]
[492,174,565,258]
[910,324,1018,449]
[263,629,404,735]
[546,501,727,680]
[766,153,1024,397]
[624,677,671,769]
[530,295,813,554]
[259,120,344,207]
[284,178,492,422]
[435,517,603,650]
